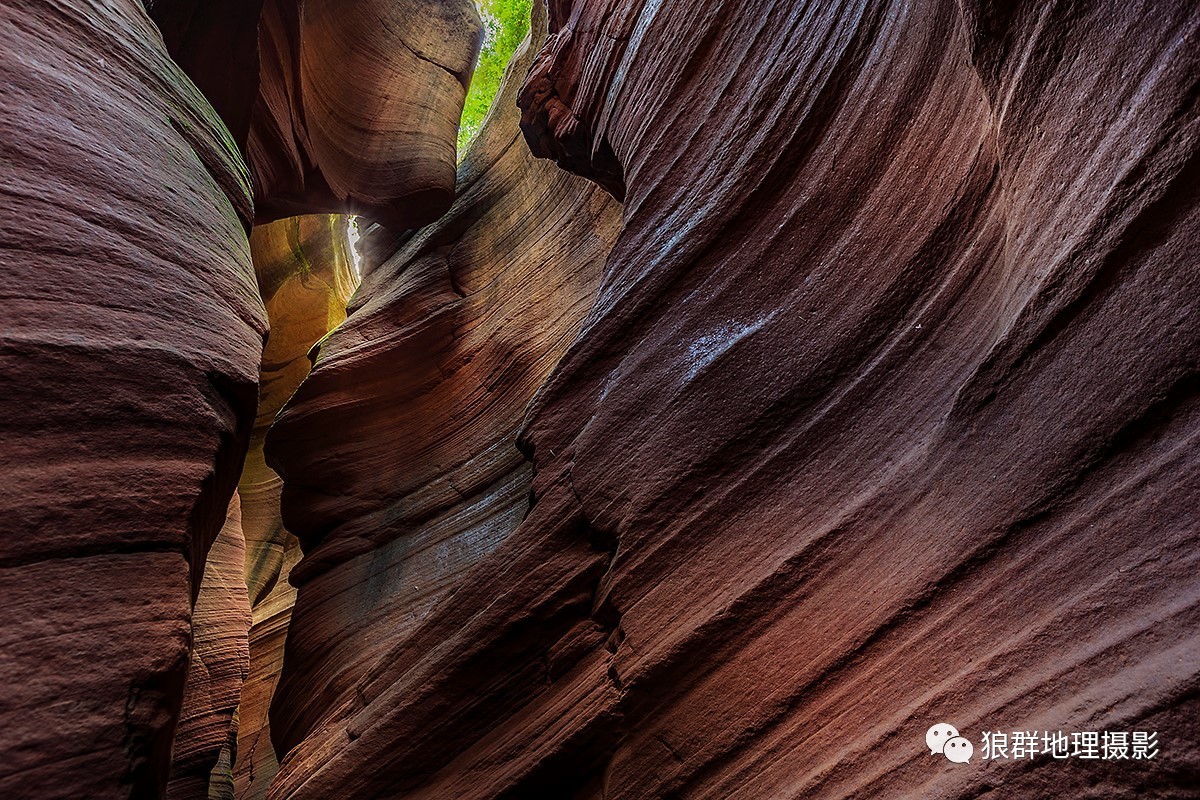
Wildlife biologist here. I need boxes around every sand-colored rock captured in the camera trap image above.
[262,5,622,794]
[0,1,266,796]
[232,215,357,800]
[167,494,251,800]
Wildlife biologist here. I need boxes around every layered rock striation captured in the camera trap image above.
[247,0,483,227]
[2,0,1197,798]
[0,1,266,796]
[262,5,623,794]
[147,0,483,228]
[232,215,357,800]
[265,0,1200,797]
[167,495,251,800]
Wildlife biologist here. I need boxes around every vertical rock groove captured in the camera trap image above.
[262,3,623,793]
[167,494,251,800]
[231,215,358,800]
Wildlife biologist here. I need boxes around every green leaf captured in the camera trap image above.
[458,0,533,155]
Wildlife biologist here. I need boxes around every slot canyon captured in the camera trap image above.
[0,0,1197,798]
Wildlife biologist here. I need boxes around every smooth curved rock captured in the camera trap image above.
[231,215,357,800]
[146,0,482,228]
[263,4,622,792]
[0,0,266,796]
[267,0,1199,797]
[248,0,483,227]
[167,494,251,800]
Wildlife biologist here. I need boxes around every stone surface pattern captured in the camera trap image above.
[266,0,1199,798]
[0,1,266,797]
[263,4,622,793]
[167,494,251,800]
[247,0,484,228]
[1,1,1198,799]
[231,215,357,800]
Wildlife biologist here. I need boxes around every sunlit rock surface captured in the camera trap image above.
[262,5,622,794]
[167,494,250,800]
[232,215,357,800]
[0,1,266,796]
[264,0,1198,797]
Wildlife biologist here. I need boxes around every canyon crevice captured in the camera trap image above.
[0,1,1197,799]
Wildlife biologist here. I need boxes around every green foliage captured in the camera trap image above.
[458,0,533,154]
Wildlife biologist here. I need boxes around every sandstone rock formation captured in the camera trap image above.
[232,215,357,800]
[262,4,623,793]
[148,0,483,228]
[2,0,1197,798]
[247,0,483,227]
[0,1,266,797]
[145,0,266,147]
[263,0,1199,797]
[167,494,250,800]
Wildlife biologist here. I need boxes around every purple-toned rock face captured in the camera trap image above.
[261,3,622,779]
[1,1,1197,798]
[0,1,265,796]
[261,1,1199,797]
[167,494,249,800]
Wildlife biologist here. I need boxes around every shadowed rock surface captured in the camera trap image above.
[144,0,266,147]
[262,4,622,793]
[167,494,250,800]
[263,0,1199,797]
[0,1,266,797]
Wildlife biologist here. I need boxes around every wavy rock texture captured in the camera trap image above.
[147,0,482,228]
[0,1,266,797]
[168,494,250,800]
[263,5,622,794]
[248,0,483,227]
[232,215,357,800]
[261,0,1199,797]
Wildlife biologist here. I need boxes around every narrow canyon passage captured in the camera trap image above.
[0,1,1197,799]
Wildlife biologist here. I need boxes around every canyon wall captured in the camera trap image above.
[0,1,266,797]
[148,0,483,228]
[246,0,483,227]
[263,3,622,787]
[167,495,250,800]
[1,0,1196,798]
[264,0,1200,798]
[232,215,357,800]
